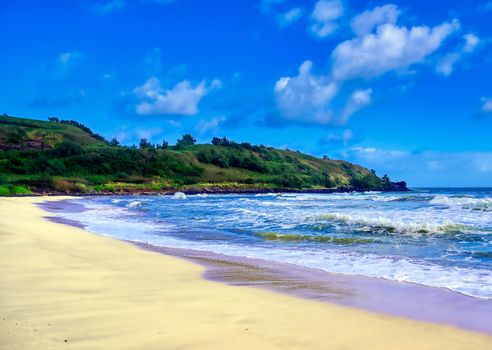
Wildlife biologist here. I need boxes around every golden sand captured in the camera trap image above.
[1,197,491,349]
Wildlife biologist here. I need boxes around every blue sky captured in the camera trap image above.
[1,0,492,186]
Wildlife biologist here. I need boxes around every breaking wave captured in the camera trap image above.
[127,200,142,208]
[430,195,492,211]
[316,213,478,235]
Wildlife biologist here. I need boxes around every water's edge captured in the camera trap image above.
[38,198,492,336]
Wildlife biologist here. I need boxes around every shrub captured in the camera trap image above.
[210,150,229,168]
[175,134,196,149]
[0,185,10,196]
[11,186,32,195]
[52,178,72,192]
[139,138,154,149]
[53,141,83,157]
[350,174,382,191]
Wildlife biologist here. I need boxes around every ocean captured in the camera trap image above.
[52,188,492,300]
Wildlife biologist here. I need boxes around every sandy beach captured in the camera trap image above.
[1,197,492,350]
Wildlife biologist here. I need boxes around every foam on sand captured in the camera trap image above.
[3,197,492,349]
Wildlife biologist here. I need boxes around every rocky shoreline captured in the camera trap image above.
[11,181,409,197]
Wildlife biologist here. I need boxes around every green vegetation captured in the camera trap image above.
[0,114,392,195]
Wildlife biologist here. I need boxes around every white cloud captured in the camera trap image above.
[210,79,223,89]
[274,61,374,125]
[133,77,208,116]
[332,19,460,80]
[436,33,480,76]
[350,4,400,36]
[436,52,460,76]
[51,51,85,81]
[350,146,408,163]
[274,60,338,124]
[340,88,372,123]
[482,97,492,113]
[276,7,304,28]
[309,0,344,38]
[463,33,480,52]
[58,51,84,66]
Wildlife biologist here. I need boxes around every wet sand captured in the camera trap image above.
[43,197,492,335]
[1,196,492,349]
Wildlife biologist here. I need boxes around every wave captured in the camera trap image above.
[278,193,401,202]
[390,195,434,202]
[430,195,492,211]
[128,200,142,208]
[316,213,478,235]
[61,196,492,299]
[256,232,374,244]
[172,192,187,200]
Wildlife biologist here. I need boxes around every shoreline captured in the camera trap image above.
[1,197,492,349]
[133,242,492,335]
[2,184,410,197]
[42,197,492,335]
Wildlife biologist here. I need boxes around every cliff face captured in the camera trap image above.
[0,115,407,195]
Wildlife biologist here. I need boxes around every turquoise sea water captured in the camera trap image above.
[57,188,492,299]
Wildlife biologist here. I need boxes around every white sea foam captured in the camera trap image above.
[128,200,142,208]
[63,209,492,299]
[278,193,401,202]
[316,213,477,234]
[430,195,492,211]
[173,192,187,200]
[58,194,492,300]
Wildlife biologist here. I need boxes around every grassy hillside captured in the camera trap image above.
[0,114,395,195]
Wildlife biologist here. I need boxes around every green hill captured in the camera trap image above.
[0,114,403,195]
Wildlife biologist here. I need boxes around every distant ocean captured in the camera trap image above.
[54,188,492,299]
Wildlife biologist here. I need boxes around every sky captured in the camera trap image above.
[1,0,492,187]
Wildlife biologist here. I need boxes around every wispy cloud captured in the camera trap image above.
[195,116,227,134]
[276,7,304,28]
[90,0,175,15]
[309,0,344,38]
[319,129,353,145]
[481,97,492,113]
[91,0,126,15]
[259,0,284,14]
[340,89,372,123]
[350,4,400,36]
[436,33,481,76]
